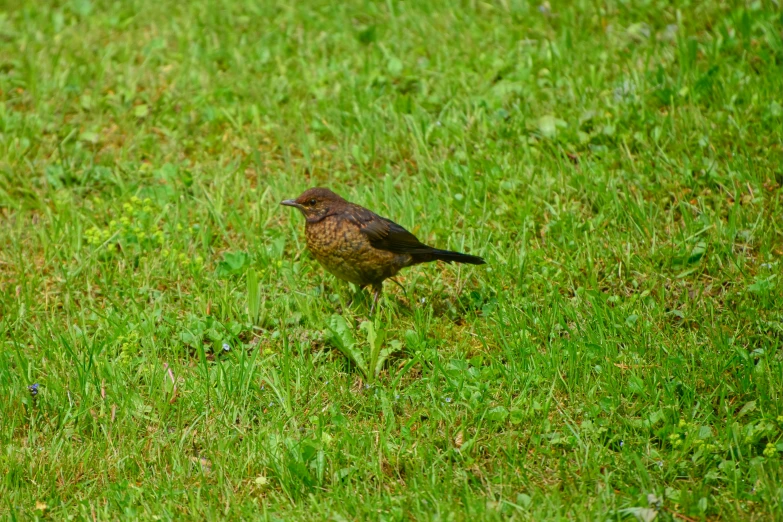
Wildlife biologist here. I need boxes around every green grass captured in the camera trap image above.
[1,0,782,519]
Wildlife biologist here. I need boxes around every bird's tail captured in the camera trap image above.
[421,248,486,265]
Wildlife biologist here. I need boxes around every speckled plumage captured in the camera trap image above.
[304,215,413,287]
[281,187,485,307]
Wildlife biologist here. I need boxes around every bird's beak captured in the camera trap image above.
[280,199,303,210]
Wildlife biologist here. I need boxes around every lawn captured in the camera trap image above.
[1,0,782,519]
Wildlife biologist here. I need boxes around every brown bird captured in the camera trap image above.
[281,187,485,311]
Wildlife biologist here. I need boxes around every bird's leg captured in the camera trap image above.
[370,284,383,315]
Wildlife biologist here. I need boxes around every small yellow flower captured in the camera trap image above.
[178,253,188,261]
[102,229,111,240]
[120,216,130,226]
[130,196,141,204]
[123,203,133,213]
[137,231,146,240]
[143,198,152,205]
[678,419,687,428]
[763,443,777,458]
[142,205,152,213]
[176,223,183,232]
[109,220,118,228]
[276,260,283,268]
[777,416,783,423]
[93,196,102,204]
[195,255,204,265]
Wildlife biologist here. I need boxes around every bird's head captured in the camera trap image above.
[280,187,346,222]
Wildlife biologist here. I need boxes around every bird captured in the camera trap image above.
[281,187,485,311]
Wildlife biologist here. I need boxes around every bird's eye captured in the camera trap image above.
[308,199,317,205]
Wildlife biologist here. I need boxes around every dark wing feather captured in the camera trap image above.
[348,204,486,265]
[349,206,433,254]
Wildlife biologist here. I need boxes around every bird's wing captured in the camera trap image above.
[349,206,434,254]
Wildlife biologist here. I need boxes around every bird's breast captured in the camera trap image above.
[304,216,409,286]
